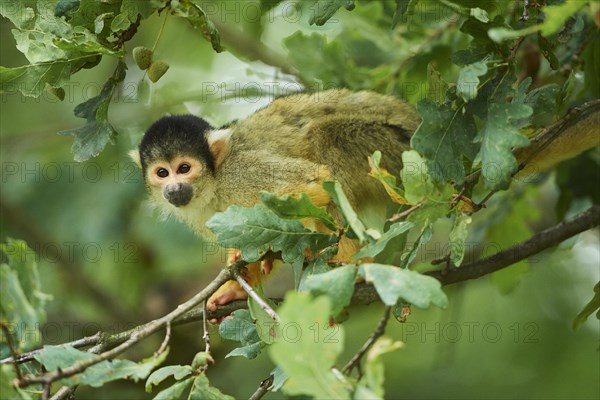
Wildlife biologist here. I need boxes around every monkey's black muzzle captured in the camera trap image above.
[163,183,193,207]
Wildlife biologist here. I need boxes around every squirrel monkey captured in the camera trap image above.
[132,89,599,310]
[133,89,419,309]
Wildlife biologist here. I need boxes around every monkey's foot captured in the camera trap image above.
[207,280,248,312]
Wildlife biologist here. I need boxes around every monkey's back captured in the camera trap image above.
[227,90,420,220]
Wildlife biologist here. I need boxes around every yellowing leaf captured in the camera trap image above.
[368,151,412,205]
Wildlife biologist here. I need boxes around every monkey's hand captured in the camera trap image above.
[207,280,247,312]
[207,260,268,317]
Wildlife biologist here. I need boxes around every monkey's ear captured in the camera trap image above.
[129,149,142,168]
[207,128,232,169]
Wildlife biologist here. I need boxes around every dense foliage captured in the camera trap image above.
[1,1,599,399]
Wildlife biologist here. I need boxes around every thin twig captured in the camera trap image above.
[151,11,168,52]
[1,323,23,380]
[50,386,74,400]
[202,301,210,355]
[1,300,263,366]
[388,203,423,222]
[233,270,280,322]
[343,306,392,377]
[249,374,275,400]
[155,321,171,357]
[42,382,51,400]
[16,264,240,388]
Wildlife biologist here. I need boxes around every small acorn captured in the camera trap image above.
[147,60,170,83]
[133,46,153,70]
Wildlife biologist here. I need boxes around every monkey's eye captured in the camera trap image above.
[177,164,191,174]
[156,168,169,178]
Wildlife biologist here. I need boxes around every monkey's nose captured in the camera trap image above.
[164,184,193,207]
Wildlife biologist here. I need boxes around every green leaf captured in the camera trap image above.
[353,222,414,259]
[207,204,335,265]
[59,62,127,161]
[55,0,81,18]
[1,239,51,351]
[476,79,532,190]
[357,336,403,398]
[323,181,370,241]
[0,62,74,98]
[583,31,600,98]
[449,213,471,266]
[146,365,194,392]
[299,245,339,291]
[248,293,281,345]
[368,151,411,205]
[426,62,449,105]
[400,223,432,268]
[189,374,235,400]
[190,352,212,370]
[171,1,222,52]
[35,345,167,387]
[121,0,162,21]
[470,7,489,23]
[0,365,31,400]
[218,310,263,359]
[110,12,131,32]
[411,100,478,185]
[573,282,600,331]
[451,16,508,65]
[399,151,454,223]
[303,265,357,316]
[488,0,586,42]
[358,263,448,309]
[456,61,488,102]
[524,83,560,127]
[271,366,287,391]
[259,191,338,231]
[284,31,355,88]
[309,0,355,26]
[540,0,587,37]
[269,292,349,399]
[153,377,194,400]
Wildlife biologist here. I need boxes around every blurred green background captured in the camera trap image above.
[1,1,599,399]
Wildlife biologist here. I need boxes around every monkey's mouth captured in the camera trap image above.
[163,184,193,207]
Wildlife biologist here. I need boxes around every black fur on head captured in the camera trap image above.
[139,115,214,175]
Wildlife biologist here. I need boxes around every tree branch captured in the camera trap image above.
[6,206,598,390]
[210,19,308,86]
[233,269,280,321]
[16,263,242,388]
[343,306,392,376]
[427,204,600,285]
[249,374,275,400]
[465,99,600,187]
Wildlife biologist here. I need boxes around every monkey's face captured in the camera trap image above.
[145,155,205,208]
